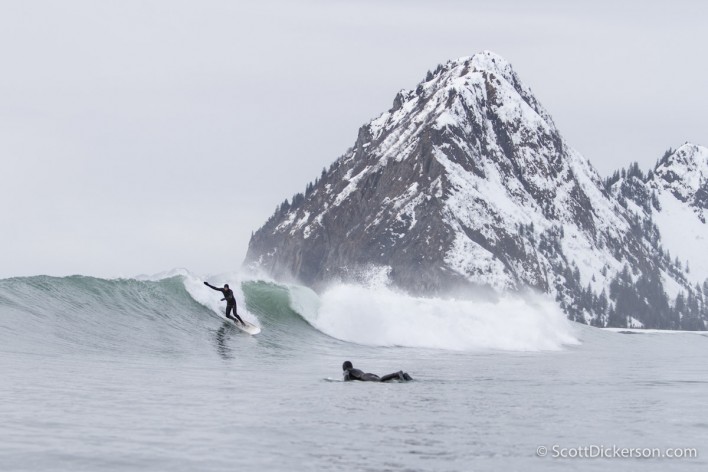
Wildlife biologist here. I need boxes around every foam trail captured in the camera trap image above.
[289,284,578,351]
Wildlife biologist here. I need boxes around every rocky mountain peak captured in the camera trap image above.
[245,51,706,330]
[652,143,708,207]
[374,51,556,148]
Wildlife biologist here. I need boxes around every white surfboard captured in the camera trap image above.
[219,313,261,335]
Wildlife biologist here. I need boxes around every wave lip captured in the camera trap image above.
[289,284,579,352]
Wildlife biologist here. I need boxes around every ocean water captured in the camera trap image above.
[1,273,706,471]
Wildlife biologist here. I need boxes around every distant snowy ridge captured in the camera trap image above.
[246,51,707,330]
[650,144,708,283]
[607,144,708,329]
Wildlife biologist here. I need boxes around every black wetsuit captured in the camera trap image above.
[204,282,244,324]
[343,367,411,382]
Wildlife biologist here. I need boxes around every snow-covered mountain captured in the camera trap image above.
[649,144,708,283]
[246,51,707,330]
[607,144,708,329]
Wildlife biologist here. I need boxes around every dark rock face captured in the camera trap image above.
[652,144,708,223]
[246,51,707,330]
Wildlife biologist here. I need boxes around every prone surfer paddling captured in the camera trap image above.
[342,361,412,382]
[203,281,245,325]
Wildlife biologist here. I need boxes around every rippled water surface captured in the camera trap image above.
[1,276,707,471]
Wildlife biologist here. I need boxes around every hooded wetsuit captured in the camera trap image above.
[204,282,245,324]
[342,362,412,382]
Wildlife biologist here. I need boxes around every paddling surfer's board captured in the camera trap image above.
[220,313,261,335]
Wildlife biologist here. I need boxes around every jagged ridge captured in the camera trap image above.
[246,51,707,330]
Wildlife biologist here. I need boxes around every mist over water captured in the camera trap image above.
[291,283,578,351]
[1,272,706,471]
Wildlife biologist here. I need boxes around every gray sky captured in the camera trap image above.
[1,0,706,279]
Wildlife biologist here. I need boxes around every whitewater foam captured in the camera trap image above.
[135,268,263,327]
[1,267,576,352]
[288,283,579,351]
[180,272,260,326]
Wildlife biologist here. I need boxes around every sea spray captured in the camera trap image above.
[289,283,579,351]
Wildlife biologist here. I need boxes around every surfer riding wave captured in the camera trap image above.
[204,281,245,325]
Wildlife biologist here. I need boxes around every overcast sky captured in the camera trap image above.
[1,0,706,279]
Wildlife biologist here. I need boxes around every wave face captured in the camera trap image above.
[0,272,578,355]
[0,275,220,356]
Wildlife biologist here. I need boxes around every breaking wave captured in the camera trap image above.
[288,283,578,351]
[0,270,578,355]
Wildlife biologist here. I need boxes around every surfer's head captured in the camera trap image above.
[224,284,229,289]
[342,361,353,371]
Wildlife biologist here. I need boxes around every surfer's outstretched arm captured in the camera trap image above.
[204,281,224,293]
